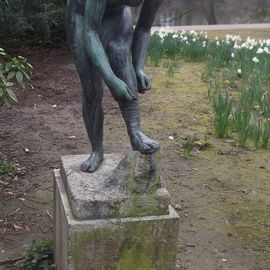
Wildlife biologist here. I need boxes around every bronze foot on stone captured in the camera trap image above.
[81,151,104,173]
[131,131,160,154]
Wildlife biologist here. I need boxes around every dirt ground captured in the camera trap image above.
[1,34,270,269]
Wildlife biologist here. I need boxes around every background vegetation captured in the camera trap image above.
[0,47,32,106]
[0,0,270,46]
[148,29,270,148]
[0,0,65,46]
[159,0,270,26]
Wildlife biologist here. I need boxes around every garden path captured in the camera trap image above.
[152,23,270,31]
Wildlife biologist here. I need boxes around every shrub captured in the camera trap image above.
[0,47,32,106]
[19,239,54,270]
[0,154,17,179]
[0,0,65,46]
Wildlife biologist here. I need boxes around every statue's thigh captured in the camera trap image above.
[66,13,102,97]
[66,13,91,77]
[100,7,138,94]
[100,6,133,51]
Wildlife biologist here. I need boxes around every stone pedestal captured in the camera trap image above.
[54,154,180,270]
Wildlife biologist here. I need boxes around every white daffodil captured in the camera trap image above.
[264,47,270,54]
[252,57,260,63]
[257,48,264,54]
[241,43,247,49]
[190,30,198,36]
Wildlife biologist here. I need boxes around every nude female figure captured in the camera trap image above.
[65,0,163,173]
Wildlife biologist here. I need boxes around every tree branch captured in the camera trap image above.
[160,7,201,24]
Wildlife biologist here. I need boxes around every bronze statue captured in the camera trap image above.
[66,0,163,173]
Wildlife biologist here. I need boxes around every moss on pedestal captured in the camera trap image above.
[68,216,178,270]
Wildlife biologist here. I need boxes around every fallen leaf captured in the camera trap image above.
[14,224,23,230]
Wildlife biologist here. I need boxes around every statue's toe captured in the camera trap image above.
[148,140,160,150]
[80,152,103,173]
[131,132,160,154]
[81,161,91,172]
[87,160,99,173]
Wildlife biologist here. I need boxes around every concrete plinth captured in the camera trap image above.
[54,154,180,270]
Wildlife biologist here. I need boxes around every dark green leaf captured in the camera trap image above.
[6,88,18,102]
[7,71,15,80]
[16,71,23,84]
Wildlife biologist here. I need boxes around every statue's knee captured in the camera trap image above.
[108,24,133,47]
[107,41,122,53]
[107,38,131,64]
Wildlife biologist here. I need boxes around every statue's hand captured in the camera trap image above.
[136,70,151,94]
[110,77,135,102]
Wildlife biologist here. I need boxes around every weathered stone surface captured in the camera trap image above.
[61,154,126,220]
[54,168,180,270]
[62,153,171,220]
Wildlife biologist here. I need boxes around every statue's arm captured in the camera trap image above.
[84,0,133,100]
[132,0,163,92]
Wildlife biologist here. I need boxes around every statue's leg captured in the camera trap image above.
[100,7,160,154]
[66,12,104,172]
[80,67,104,172]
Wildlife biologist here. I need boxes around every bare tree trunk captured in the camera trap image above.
[201,0,218,24]
[160,7,200,25]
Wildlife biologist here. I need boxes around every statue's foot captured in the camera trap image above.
[130,131,160,154]
[81,151,104,173]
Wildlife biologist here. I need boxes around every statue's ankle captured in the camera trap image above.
[92,148,104,155]
[128,128,141,138]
